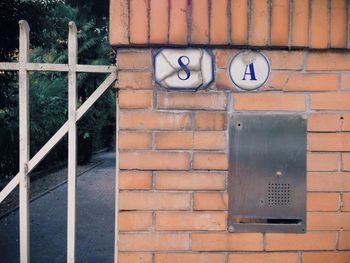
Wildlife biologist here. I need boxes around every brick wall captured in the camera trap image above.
[111,0,350,262]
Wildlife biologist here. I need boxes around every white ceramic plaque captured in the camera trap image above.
[154,49,214,90]
[229,51,270,91]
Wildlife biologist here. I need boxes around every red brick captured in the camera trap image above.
[342,193,350,211]
[330,0,347,48]
[308,133,350,151]
[308,113,341,132]
[234,93,306,111]
[306,52,350,70]
[119,171,152,190]
[169,0,187,44]
[339,231,350,250]
[119,132,151,150]
[265,231,336,251]
[303,252,350,263]
[271,0,290,46]
[310,93,350,110]
[228,253,299,263]
[192,233,263,251]
[195,112,227,130]
[342,153,350,171]
[120,111,191,130]
[156,212,226,230]
[307,172,350,191]
[211,0,228,44]
[157,92,227,110]
[291,0,309,47]
[150,0,168,43]
[284,73,338,91]
[155,253,225,263]
[109,0,129,45]
[119,151,190,170]
[307,193,340,211]
[307,212,350,230]
[340,74,350,90]
[155,132,193,150]
[307,153,338,171]
[119,233,189,251]
[119,212,153,231]
[249,0,269,46]
[193,152,228,170]
[118,71,152,89]
[130,0,148,44]
[231,0,248,45]
[194,192,228,210]
[214,50,230,69]
[191,0,209,44]
[193,131,226,150]
[216,71,234,90]
[265,51,303,70]
[343,113,350,131]
[119,192,190,210]
[119,90,152,109]
[155,171,225,190]
[118,51,151,70]
[119,253,152,263]
[310,0,328,48]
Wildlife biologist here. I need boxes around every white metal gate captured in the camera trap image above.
[0,20,118,263]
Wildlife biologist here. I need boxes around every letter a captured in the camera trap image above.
[242,63,257,81]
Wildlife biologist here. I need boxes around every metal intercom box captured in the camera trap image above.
[228,114,306,233]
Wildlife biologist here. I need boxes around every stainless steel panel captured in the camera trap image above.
[228,114,306,233]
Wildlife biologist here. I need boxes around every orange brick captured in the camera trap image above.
[118,71,152,89]
[307,153,338,171]
[119,212,153,231]
[343,153,350,171]
[150,0,168,43]
[130,0,148,44]
[109,0,129,45]
[284,73,338,91]
[119,192,190,210]
[310,93,350,110]
[271,0,290,46]
[306,52,350,70]
[216,71,234,90]
[339,231,350,249]
[193,152,228,170]
[234,93,306,111]
[119,90,152,109]
[155,132,193,150]
[155,253,225,263]
[267,71,290,90]
[342,193,350,211]
[307,172,350,191]
[307,212,350,230]
[157,92,227,110]
[343,113,350,131]
[119,151,190,170]
[119,233,189,251]
[308,113,341,132]
[310,0,328,48]
[193,131,226,150]
[118,51,151,70]
[291,0,309,47]
[341,74,350,90]
[265,231,336,251]
[330,0,347,48]
[249,0,269,46]
[156,212,226,230]
[192,233,263,251]
[191,0,209,44]
[169,0,187,44]
[195,112,227,130]
[307,193,340,211]
[228,252,299,263]
[119,170,152,190]
[119,253,152,263]
[231,0,248,45]
[194,192,228,210]
[308,133,350,151]
[119,132,151,150]
[211,0,228,44]
[303,252,350,263]
[155,171,225,190]
[119,111,191,130]
[265,51,303,70]
[214,50,229,69]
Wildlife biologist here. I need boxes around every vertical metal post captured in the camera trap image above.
[67,21,77,263]
[114,89,119,263]
[19,20,30,263]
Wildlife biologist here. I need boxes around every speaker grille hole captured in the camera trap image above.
[267,183,291,206]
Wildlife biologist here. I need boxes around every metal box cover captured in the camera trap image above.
[228,114,306,233]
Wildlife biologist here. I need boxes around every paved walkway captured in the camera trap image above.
[0,151,115,263]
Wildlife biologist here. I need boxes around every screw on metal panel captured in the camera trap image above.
[228,225,235,233]
[276,171,283,177]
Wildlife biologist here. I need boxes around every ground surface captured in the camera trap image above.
[0,151,115,263]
